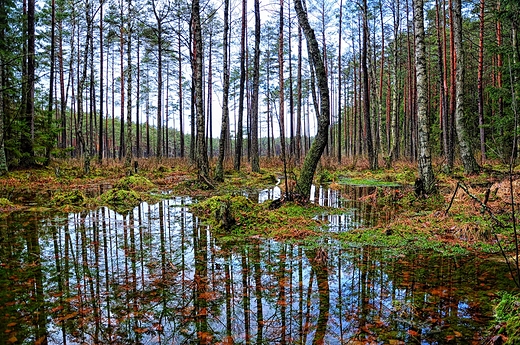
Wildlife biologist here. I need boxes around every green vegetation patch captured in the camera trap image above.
[338,177,401,187]
[115,175,155,191]
[491,292,520,344]
[99,188,142,213]
[191,194,330,239]
[0,198,14,207]
[51,190,86,206]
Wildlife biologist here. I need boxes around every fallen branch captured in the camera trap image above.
[445,181,505,227]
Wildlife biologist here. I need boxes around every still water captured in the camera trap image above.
[0,187,515,344]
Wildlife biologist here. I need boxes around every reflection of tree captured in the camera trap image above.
[2,203,515,344]
[194,219,211,343]
[253,241,264,344]
[305,247,330,345]
[26,217,49,345]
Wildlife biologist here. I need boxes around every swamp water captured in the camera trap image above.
[0,185,515,344]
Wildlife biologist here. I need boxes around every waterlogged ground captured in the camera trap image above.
[0,187,516,344]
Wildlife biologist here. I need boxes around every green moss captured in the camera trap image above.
[493,292,520,344]
[99,188,142,213]
[191,194,328,237]
[191,195,255,231]
[0,198,13,207]
[338,177,400,187]
[318,169,335,184]
[52,190,86,206]
[115,175,154,191]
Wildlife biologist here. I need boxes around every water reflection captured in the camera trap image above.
[0,197,514,344]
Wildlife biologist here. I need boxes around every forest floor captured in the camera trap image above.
[0,156,518,258]
[1,156,519,342]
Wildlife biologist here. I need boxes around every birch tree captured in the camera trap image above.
[414,0,436,193]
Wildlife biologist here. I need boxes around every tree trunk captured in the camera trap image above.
[388,0,400,165]
[215,0,231,182]
[192,0,210,182]
[98,0,104,163]
[362,0,377,170]
[119,4,125,161]
[414,0,436,194]
[250,0,260,173]
[153,0,163,158]
[21,0,35,166]
[125,0,133,171]
[45,0,56,166]
[234,0,247,171]
[294,0,330,199]
[477,0,486,162]
[296,24,303,163]
[178,12,185,158]
[337,0,343,164]
[453,0,479,173]
[0,43,7,174]
[279,0,290,198]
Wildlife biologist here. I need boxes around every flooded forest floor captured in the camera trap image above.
[1,156,519,344]
[1,157,518,256]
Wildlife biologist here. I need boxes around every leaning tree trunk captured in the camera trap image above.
[294,0,330,199]
[454,0,480,174]
[414,0,436,193]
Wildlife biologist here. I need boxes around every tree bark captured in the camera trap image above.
[453,0,479,173]
[414,0,436,193]
[294,0,330,199]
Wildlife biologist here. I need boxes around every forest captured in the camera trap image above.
[1,0,520,343]
[0,0,518,178]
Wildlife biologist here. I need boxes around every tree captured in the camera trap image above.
[0,60,7,175]
[98,0,104,163]
[361,0,377,170]
[214,0,230,182]
[151,0,171,159]
[20,0,36,167]
[234,0,247,172]
[453,0,479,174]
[192,0,210,183]
[294,0,330,199]
[414,0,435,194]
[124,0,133,171]
[250,0,260,173]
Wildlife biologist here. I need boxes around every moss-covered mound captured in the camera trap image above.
[491,292,520,344]
[99,188,142,213]
[115,175,155,191]
[191,194,329,239]
[191,195,254,230]
[52,190,87,206]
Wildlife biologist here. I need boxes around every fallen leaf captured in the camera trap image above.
[407,329,419,337]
